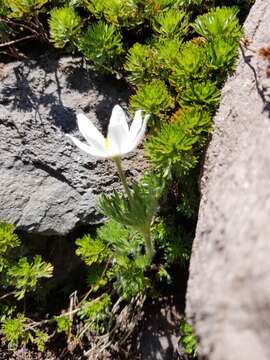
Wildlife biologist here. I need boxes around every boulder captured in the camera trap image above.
[0,52,145,235]
[186,1,270,359]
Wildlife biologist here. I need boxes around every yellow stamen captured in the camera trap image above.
[104,138,109,150]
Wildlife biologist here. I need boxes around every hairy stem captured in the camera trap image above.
[113,157,132,202]
[113,157,155,262]
[143,227,155,263]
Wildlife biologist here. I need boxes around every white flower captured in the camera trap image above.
[67,105,149,159]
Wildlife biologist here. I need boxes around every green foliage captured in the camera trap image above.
[75,234,110,266]
[192,6,242,40]
[153,218,191,266]
[145,0,194,13]
[1,314,49,351]
[0,222,20,255]
[146,120,196,177]
[78,293,111,333]
[180,320,197,357]
[0,304,16,323]
[169,42,206,88]
[86,0,143,28]
[153,9,189,39]
[49,7,82,49]
[154,38,182,70]
[110,255,150,298]
[180,0,206,5]
[97,219,129,245]
[1,313,27,347]
[86,264,108,292]
[8,255,53,300]
[147,0,176,12]
[204,37,238,72]
[0,0,10,16]
[176,168,200,219]
[0,0,248,354]
[55,315,72,333]
[145,108,211,179]
[130,80,174,120]
[0,225,54,350]
[75,219,150,299]
[157,266,171,283]
[83,0,105,16]
[3,0,48,18]
[100,177,159,238]
[31,329,49,351]
[98,219,143,257]
[75,219,150,298]
[79,21,124,72]
[125,44,159,86]
[0,222,20,263]
[180,80,220,108]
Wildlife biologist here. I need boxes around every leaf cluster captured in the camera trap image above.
[76,234,110,266]
[78,293,111,334]
[55,315,72,333]
[100,175,160,237]
[180,320,198,357]
[192,6,242,40]
[1,313,49,351]
[152,8,189,40]
[109,254,150,298]
[75,219,149,299]
[130,79,174,122]
[145,108,211,180]
[84,0,144,29]
[49,6,82,49]
[153,218,191,267]
[78,21,124,72]
[0,222,53,350]
[0,222,20,271]
[124,44,159,86]
[8,255,53,300]
[2,0,48,18]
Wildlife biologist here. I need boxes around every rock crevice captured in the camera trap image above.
[186,1,270,359]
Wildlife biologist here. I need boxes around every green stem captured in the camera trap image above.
[113,157,155,262]
[143,227,155,263]
[113,157,132,202]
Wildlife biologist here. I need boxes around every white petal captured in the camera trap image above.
[125,113,150,153]
[67,135,108,159]
[109,105,129,133]
[129,110,143,142]
[108,105,129,154]
[77,113,106,152]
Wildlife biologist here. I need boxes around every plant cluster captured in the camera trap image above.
[180,319,198,358]
[0,0,251,357]
[0,223,53,350]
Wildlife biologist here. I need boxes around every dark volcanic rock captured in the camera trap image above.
[0,52,145,235]
[186,1,270,360]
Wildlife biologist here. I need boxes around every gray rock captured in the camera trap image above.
[135,295,183,360]
[0,52,145,235]
[186,1,270,359]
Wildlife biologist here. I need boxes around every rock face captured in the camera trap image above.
[186,1,270,359]
[0,52,145,235]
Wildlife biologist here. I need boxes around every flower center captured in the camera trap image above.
[104,138,110,150]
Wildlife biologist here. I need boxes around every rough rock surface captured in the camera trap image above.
[0,52,146,235]
[186,1,270,359]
